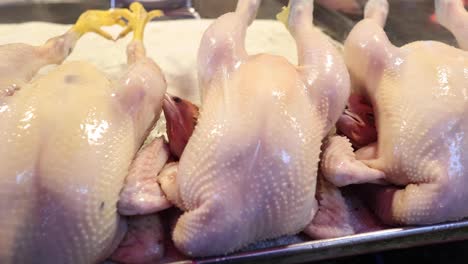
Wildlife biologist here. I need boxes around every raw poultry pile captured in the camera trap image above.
[0,0,467,263]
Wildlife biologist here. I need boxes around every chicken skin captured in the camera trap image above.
[322,0,468,226]
[0,9,120,100]
[0,4,170,263]
[160,0,350,257]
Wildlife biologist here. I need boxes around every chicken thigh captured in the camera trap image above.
[322,0,468,226]
[159,0,350,257]
[0,4,169,263]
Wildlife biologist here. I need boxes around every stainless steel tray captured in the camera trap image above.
[189,220,468,263]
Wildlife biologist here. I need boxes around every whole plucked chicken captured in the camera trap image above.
[0,3,171,264]
[321,0,468,226]
[159,0,350,257]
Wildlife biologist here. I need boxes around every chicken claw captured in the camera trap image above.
[71,9,124,40]
[112,2,164,41]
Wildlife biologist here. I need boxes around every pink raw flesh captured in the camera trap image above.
[162,94,199,159]
[336,94,377,148]
[110,214,165,264]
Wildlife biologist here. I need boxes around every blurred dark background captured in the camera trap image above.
[0,0,460,46]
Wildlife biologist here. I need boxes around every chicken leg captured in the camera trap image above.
[113,3,171,218]
[108,4,173,264]
[435,0,468,50]
[0,9,121,99]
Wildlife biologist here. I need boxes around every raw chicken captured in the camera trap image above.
[0,3,170,263]
[322,0,468,226]
[161,82,383,242]
[159,0,350,257]
[304,175,384,239]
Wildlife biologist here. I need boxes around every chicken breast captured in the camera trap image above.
[160,0,350,257]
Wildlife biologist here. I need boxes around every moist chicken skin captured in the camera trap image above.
[0,4,170,264]
[160,0,350,257]
[322,0,468,226]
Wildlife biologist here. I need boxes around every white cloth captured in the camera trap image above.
[0,20,304,104]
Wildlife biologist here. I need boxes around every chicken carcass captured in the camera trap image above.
[321,0,468,226]
[0,3,170,263]
[159,0,350,256]
[162,97,385,240]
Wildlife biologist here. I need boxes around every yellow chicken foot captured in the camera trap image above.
[112,2,164,41]
[112,2,164,64]
[276,1,291,29]
[70,9,125,40]
[38,8,124,65]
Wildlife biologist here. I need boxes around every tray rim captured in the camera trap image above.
[187,220,468,264]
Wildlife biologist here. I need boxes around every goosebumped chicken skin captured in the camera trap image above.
[160,0,350,257]
[322,0,468,226]
[0,4,169,264]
